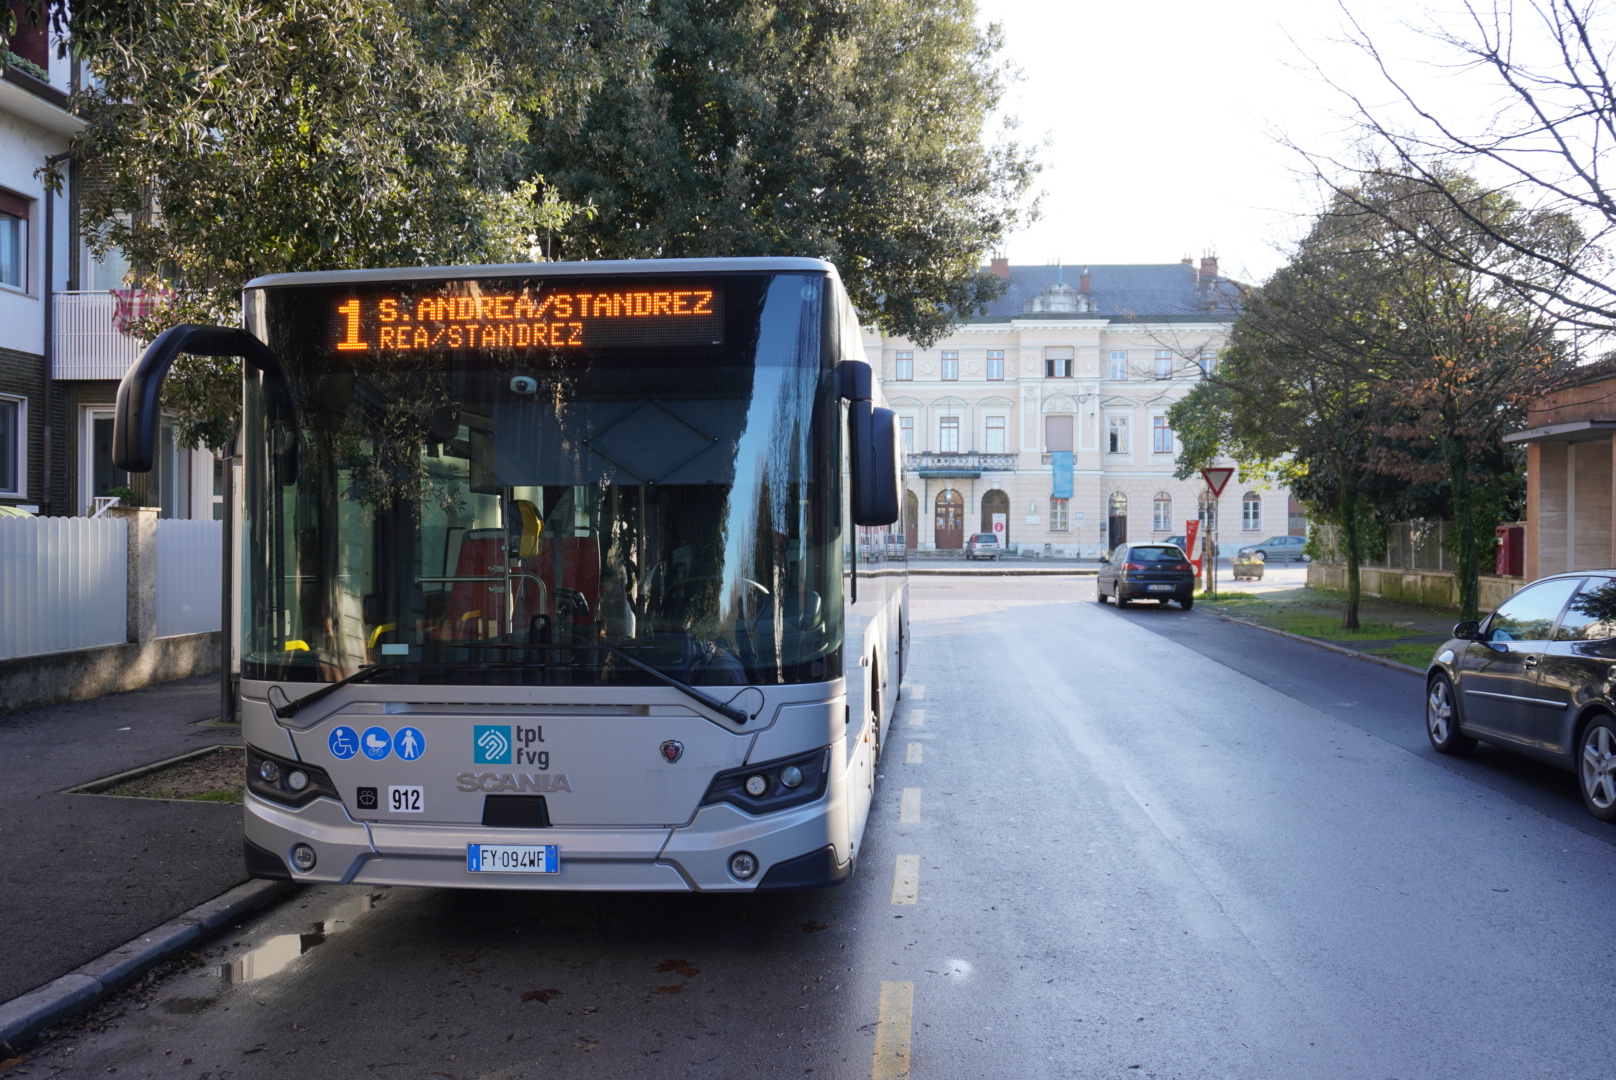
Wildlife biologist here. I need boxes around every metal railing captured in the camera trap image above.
[906,452,1018,477]
[52,291,145,380]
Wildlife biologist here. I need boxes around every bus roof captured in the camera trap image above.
[244,256,839,291]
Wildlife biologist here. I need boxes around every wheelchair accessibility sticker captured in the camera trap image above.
[329,726,359,760]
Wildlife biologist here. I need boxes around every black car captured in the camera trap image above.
[1096,543,1195,609]
[1426,571,1616,821]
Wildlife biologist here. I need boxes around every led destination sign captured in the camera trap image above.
[331,283,724,353]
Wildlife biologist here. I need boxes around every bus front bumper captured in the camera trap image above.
[243,790,850,892]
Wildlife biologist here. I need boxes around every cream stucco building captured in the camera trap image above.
[867,258,1301,557]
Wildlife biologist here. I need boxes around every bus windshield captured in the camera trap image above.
[242,271,842,688]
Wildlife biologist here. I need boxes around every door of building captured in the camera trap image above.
[935,490,964,550]
[904,490,919,549]
[981,489,1009,547]
[1107,490,1128,548]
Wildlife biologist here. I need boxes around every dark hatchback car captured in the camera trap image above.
[1096,543,1195,609]
[1426,572,1616,822]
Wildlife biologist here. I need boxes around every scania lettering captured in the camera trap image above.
[113,257,906,892]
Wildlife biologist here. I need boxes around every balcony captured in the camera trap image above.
[53,291,146,380]
[907,451,1018,478]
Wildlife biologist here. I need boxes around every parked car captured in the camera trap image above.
[1425,572,1616,822]
[964,532,1001,560]
[1164,534,1218,559]
[1096,543,1195,609]
[1236,535,1309,562]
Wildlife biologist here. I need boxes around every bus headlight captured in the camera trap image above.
[729,852,758,880]
[246,748,338,808]
[702,748,829,815]
[291,844,318,872]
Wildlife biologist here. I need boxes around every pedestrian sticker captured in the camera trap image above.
[474,725,512,764]
[329,726,359,760]
[362,726,392,761]
[395,726,425,761]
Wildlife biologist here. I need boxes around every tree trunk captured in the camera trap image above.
[1449,452,1480,623]
[1340,485,1361,631]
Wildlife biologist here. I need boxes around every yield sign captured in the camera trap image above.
[1200,467,1236,497]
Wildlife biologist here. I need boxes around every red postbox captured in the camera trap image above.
[1495,524,1524,577]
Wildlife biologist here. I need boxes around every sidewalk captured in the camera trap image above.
[1197,585,1459,670]
[0,677,247,1007]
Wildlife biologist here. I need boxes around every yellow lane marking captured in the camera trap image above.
[871,980,914,1080]
[905,742,923,764]
[891,854,919,904]
[909,708,925,728]
[900,788,922,823]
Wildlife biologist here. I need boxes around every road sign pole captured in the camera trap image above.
[1198,467,1235,601]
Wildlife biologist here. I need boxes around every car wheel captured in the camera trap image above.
[1254,551,1267,562]
[1116,593,1130,609]
[1579,718,1616,822]
[1180,596,1194,610]
[1426,675,1476,756]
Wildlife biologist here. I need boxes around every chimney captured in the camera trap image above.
[1199,256,1219,283]
[1181,257,1193,266]
[990,257,1010,279]
[1079,268,1091,293]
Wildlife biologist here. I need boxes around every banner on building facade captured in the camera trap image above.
[1051,451,1073,499]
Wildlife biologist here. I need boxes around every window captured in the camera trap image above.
[1049,497,1069,532]
[895,351,913,380]
[0,190,27,290]
[900,416,914,453]
[1107,415,1129,454]
[1484,577,1581,642]
[1044,415,1073,452]
[1109,351,1128,380]
[939,415,960,452]
[1199,350,1216,374]
[1152,491,1172,531]
[986,350,1004,380]
[1152,416,1173,454]
[1555,578,1616,641]
[1045,347,1073,378]
[985,415,1006,452]
[0,395,22,496]
[941,352,959,380]
[1154,350,1173,379]
[1241,491,1261,531]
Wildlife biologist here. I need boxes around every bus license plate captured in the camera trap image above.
[467,844,559,874]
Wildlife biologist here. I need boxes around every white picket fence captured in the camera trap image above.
[0,516,128,660]
[156,519,223,637]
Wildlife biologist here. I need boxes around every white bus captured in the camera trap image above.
[114,258,906,891]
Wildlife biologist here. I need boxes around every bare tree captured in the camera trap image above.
[1303,0,1612,334]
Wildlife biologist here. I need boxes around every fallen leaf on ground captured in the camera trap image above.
[656,959,700,978]
[801,921,830,933]
[521,989,562,1004]
[654,984,684,995]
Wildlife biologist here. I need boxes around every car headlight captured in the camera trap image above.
[702,748,829,815]
[246,748,339,808]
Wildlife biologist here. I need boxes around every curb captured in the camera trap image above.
[0,879,297,1052]
[905,567,1097,577]
[1201,609,1427,677]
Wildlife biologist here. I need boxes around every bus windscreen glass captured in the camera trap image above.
[243,272,841,688]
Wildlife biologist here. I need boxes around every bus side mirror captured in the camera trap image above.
[849,401,900,526]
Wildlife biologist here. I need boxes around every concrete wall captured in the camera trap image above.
[1307,563,1524,613]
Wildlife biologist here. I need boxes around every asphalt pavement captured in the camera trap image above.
[13,576,1616,1078]
[0,678,245,1005]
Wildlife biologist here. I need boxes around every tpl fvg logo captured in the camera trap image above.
[472,724,547,766]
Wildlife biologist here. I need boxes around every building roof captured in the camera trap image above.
[971,263,1238,322]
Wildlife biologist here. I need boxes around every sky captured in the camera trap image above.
[974,0,1510,284]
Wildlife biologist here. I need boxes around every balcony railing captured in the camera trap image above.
[906,451,1018,478]
[53,291,145,380]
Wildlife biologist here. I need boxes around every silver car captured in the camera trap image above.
[1236,535,1309,562]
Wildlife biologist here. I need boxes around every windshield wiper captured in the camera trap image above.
[268,649,753,724]
[270,663,391,719]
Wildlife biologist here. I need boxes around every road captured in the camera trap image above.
[21,576,1616,1079]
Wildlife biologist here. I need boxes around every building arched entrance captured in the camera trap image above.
[904,490,919,549]
[981,489,1010,547]
[1108,491,1128,548]
[934,489,964,550]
